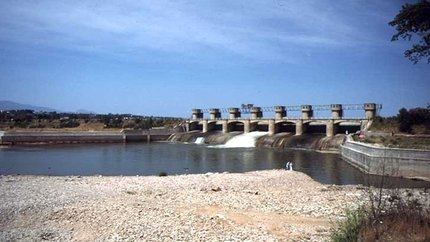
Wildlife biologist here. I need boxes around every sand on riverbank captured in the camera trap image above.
[1,170,366,241]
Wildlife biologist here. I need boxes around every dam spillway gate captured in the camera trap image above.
[187,103,382,137]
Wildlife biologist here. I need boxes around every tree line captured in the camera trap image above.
[397,106,430,133]
[0,110,183,130]
[372,105,430,134]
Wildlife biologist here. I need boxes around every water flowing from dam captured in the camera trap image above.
[194,137,205,144]
[212,131,268,148]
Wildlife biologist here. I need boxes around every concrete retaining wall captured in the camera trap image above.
[0,131,4,144]
[1,131,124,144]
[0,129,175,145]
[341,136,430,181]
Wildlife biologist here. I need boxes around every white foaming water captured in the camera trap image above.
[194,137,205,144]
[214,131,268,148]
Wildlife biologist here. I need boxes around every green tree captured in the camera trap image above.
[389,0,430,64]
[397,108,412,133]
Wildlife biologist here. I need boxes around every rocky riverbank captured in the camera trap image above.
[0,170,365,241]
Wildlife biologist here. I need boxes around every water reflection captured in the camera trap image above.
[0,143,428,188]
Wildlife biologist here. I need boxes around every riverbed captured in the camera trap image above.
[0,170,366,241]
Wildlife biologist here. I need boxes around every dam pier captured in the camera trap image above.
[187,103,381,137]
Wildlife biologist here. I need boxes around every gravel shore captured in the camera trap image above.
[0,170,365,241]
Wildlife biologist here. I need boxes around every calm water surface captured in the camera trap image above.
[0,142,428,188]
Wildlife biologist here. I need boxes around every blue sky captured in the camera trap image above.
[0,0,429,117]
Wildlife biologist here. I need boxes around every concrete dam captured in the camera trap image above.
[186,103,381,137]
[0,129,175,145]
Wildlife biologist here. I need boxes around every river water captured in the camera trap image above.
[0,142,428,188]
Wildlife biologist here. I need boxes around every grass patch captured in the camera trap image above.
[369,117,399,133]
[354,134,430,150]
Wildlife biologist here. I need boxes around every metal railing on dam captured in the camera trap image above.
[197,103,382,114]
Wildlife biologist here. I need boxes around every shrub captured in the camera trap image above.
[59,119,80,128]
[369,116,398,133]
[397,107,430,133]
[398,108,412,133]
[14,120,30,128]
[360,193,430,241]
[122,120,136,129]
[28,123,46,128]
[331,191,430,242]
[331,208,365,242]
[158,172,168,177]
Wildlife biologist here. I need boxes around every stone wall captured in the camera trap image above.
[341,135,430,181]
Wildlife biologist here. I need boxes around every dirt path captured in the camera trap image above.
[196,205,331,239]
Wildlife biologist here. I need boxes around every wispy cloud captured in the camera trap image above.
[0,0,396,62]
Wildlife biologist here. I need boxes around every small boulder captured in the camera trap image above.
[211,187,222,192]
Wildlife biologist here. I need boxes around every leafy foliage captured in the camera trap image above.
[389,0,430,63]
[397,106,430,133]
[398,108,413,132]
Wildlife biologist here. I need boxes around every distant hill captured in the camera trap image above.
[0,100,58,112]
[75,109,96,114]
